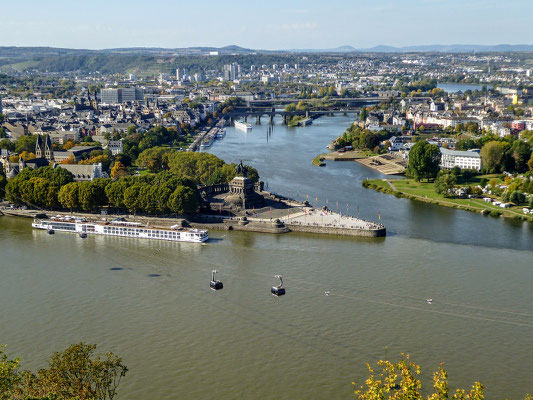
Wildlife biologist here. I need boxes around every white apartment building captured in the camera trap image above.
[440,148,482,171]
[107,140,123,155]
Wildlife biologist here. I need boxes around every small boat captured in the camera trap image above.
[79,232,87,238]
[235,120,252,131]
[47,229,55,235]
[426,299,433,304]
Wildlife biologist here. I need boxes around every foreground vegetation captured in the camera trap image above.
[353,354,531,400]
[0,343,127,400]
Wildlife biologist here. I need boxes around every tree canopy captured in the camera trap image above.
[434,170,457,197]
[1,343,127,400]
[408,141,441,182]
[480,141,509,173]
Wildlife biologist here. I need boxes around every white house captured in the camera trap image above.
[440,148,482,171]
[107,140,123,155]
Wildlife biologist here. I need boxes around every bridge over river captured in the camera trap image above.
[226,97,384,125]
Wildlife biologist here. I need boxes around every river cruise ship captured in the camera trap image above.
[32,216,208,243]
[215,128,226,139]
[199,134,215,149]
[235,120,252,131]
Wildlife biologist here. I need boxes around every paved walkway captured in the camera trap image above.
[280,208,383,230]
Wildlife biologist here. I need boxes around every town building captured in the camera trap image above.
[440,148,482,171]
[100,88,144,104]
[223,63,240,81]
[107,140,123,155]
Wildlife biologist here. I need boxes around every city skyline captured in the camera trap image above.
[1,0,532,50]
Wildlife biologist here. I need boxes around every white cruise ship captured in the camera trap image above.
[32,216,208,243]
[215,128,226,139]
[234,120,252,131]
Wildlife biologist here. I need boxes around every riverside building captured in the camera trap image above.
[440,148,482,171]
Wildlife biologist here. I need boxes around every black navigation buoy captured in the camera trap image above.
[271,275,285,296]
[47,229,55,235]
[210,270,223,291]
[79,232,87,238]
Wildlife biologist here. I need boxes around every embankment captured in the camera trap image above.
[363,179,533,222]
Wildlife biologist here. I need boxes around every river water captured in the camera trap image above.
[437,83,486,93]
[1,115,532,399]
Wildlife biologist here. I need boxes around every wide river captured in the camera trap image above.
[1,115,532,399]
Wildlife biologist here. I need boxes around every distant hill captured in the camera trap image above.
[359,44,533,52]
[286,45,358,53]
[0,44,531,75]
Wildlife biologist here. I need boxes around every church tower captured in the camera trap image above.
[35,135,44,158]
[44,135,54,161]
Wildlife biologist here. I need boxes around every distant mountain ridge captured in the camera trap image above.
[0,44,531,75]
[286,44,533,53]
[0,44,532,59]
[360,44,533,53]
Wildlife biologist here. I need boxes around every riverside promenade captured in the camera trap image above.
[249,203,386,238]
[279,208,385,237]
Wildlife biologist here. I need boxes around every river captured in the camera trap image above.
[1,115,532,399]
[437,83,486,93]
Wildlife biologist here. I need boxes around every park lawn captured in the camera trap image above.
[371,179,393,190]
[367,178,532,220]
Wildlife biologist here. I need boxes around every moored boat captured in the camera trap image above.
[33,216,208,243]
[235,120,252,131]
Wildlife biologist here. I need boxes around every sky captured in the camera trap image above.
[1,0,532,50]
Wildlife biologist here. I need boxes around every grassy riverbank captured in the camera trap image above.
[288,115,307,127]
[312,154,326,166]
[363,178,533,222]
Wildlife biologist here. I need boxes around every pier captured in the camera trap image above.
[279,208,385,237]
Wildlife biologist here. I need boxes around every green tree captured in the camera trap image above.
[480,141,508,173]
[529,152,533,173]
[359,107,368,121]
[408,141,441,182]
[0,174,7,200]
[0,139,15,151]
[168,185,198,215]
[58,182,80,211]
[123,183,144,214]
[136,147,172,173]
[78,180,107,212]
[510,190,526,205]
[434,171,457,197]
[166,152,225,184]
[511,140,532,173]
[150,184,172,214]
[126,125,137,135]
[15,135,37,154]
[0,345,21,400]
[19,343,127,400]
[105,179,129,210]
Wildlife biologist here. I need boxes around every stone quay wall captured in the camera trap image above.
[285,222,386,237]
